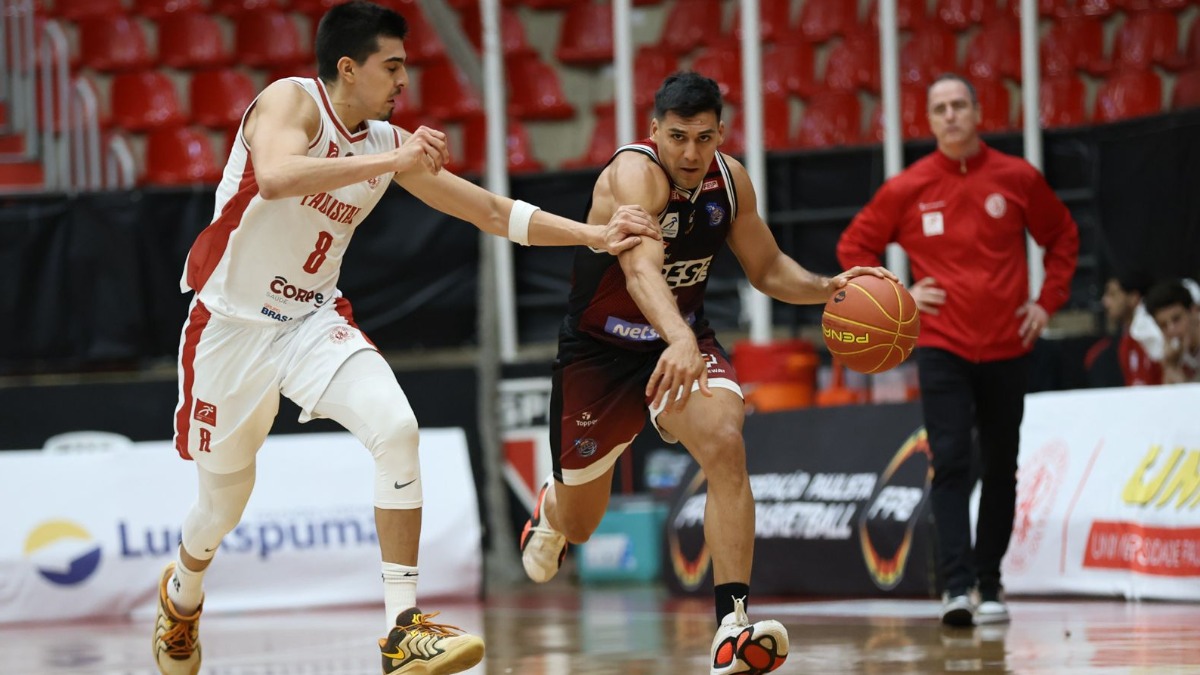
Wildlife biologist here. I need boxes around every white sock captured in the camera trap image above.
[382,562,418,631]
[168,558,205,615]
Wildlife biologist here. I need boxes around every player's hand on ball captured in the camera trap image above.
[396,126,450,175]
[909,277,946,315]
[829,266,899,293]
[602,205,661,255]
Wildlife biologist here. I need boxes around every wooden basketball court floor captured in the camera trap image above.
[5,584,1199,674]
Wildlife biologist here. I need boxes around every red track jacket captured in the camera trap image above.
[838,142,1079,363]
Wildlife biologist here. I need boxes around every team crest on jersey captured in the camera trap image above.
[368,175,382,189]
[326,142,340,158]
[661,212,680,239]
[985,193,1007,218]
[704,202,725,226]
[329,326,354,344]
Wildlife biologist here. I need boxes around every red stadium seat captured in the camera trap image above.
[935,0,1001,30]
[763,40,818,99]
[556,2,613,67]
[899,26,958,86]
[965,18,1020,81]
[1041,16,1111,76]
[658,0,723,55]
[691,45,743,105]
[634,46,678,107]
[724,92,794,152]
[562,104,616,170]
[1001,0,1071,18]
[1110,11,1188,71]
[145,126,224,185]
[288,0,344,12]
[51,0,124,20]
[868,83,930,141]
[731,0,793,44]
[506,55,575,121]
[796,91,861,148]
[392,1,446,66]
[1094,69,1163,122]
[211,0,281,15]
[800,0,860,43]
[866,0,929,31]
[1170,68,1200,110]
[190,69,257,131]
[419,60,482,122]
[1112,0,1155,12]
[78,16,153,73]
[1188,18,1200,64]
[974,78,1012,131]
[112,71,187,132]
[460,116,542,175]
[458,5,535,58]
[824,30,880,93]
[234,11,310,68]
[1149,0,1189,10]
[158,14,230,70]
[1073,0,1118,17]
[1039,76,1088,128]
[133,0,207,18]
[387,88,423,132]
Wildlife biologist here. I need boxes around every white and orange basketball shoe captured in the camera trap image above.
[379,608,485,674]
[519,476,568,583]
[153,562,202,675]
[710,597,789,675]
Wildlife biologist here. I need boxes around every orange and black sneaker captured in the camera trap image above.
[379,607,484,674]
[710,598,789,675]
[519,476,568,583]
[153,562,202,675]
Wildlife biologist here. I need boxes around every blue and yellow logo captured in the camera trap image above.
[24,520,102,586]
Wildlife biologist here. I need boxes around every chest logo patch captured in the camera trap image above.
[985,193,1007,219]
[704,202,725,227]
[922,211,944,237]
[661,212,680,239]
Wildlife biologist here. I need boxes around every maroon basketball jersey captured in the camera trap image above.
[562,140,739,351]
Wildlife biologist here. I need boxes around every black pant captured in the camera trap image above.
[916,347,1028,596]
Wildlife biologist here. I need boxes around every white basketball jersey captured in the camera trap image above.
[181,77,400,324]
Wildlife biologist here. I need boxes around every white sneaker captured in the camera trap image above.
[975,589,1010,625]
[710,598,789,675]
[941,592,975,627]
[519,477,568,583]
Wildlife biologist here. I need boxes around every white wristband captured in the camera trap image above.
[507,199,540,246]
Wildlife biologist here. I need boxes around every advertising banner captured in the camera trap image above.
[663,402,935,597]
[0,430,481,624]
[1003,384,1200,600]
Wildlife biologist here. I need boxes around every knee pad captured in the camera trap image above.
[367,396,422,510]
[182,463,256,560]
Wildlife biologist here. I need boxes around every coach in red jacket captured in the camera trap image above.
[838,74,1079,627]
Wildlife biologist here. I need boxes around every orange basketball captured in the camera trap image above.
[821,275,920,374]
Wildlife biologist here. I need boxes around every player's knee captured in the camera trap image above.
[689,425,746,475]
[370,404,419,459]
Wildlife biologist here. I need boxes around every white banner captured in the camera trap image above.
[0,430,481,624]
[1003,384,1200,600]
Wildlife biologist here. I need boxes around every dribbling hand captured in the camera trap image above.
[396,126,450,175]
[601,205,662,255]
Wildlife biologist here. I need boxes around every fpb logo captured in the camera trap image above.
[25,520,103,586]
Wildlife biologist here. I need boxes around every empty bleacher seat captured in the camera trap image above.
[935,0,1000,31]
[234,11,310,68]
[731,0,793,44]
[690,45,743,105]
[1041,16,1111,76]
[868,83,930,141]
[133,0,207,18]
[392,1,446,66]
[562,104,616,170]
[964,18,1020,81]
[1094,69,1163,122]
[112,71,187,132]
[556,1,613,68]
[506,55,575,121]
[78,16,153,73]
[1172,68,1200,110]
[145,126,224,185]
[799,0,860,43]
[51,0,125,21]
[763,40,818,99]
[658,0,724,55]
[458,5,535,58]
[190,69,257,131]
[158,13,230,70]
[419,60,482,121]
[1039,76,1089,128]
[460,116,542,175]
[899,26,957,86]
[796,91,861,148]
[823,30,880,93]
[974,78,1012,131]
[634,46,678,107]
[1110,11,1188,71]
[866,0,929,31]
[211,0,282,15]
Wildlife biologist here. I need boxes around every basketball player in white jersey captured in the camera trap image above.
[151,3,658,674]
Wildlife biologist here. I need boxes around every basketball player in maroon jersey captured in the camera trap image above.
[519,71,894,674]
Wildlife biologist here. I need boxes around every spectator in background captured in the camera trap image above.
[1086,271,1161,387]
[837,74,1079,627]
[1144,280,1200,384]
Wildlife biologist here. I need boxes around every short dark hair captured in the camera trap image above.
[316,1,408,83]
[1145,280,1195,316]
[928,73,978,106]
[1113,269,1154,297]
[654,71,723,122]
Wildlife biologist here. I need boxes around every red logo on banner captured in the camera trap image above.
[194,400,217,427]
[1005,439,1069,574]
[1083,521,1200,577]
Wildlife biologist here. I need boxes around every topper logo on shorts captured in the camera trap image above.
[268,276,326,305]
[662,256,712,288]
[823,326,869,343]
[25,520,103,586]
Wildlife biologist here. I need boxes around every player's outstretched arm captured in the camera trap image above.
[247,82,447,200]
[724,155,895,304]
[394,160,660,253]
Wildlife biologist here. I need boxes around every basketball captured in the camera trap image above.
[822,275,920,374]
